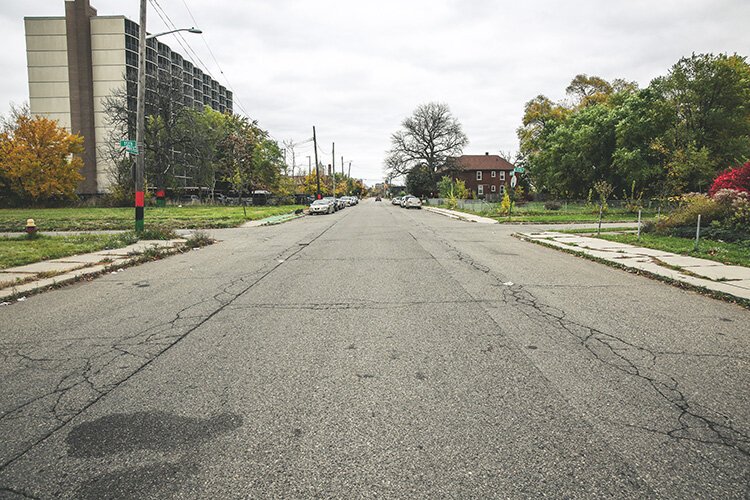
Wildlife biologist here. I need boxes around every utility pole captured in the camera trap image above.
[306,156,311,176]
[135,0,147,232]
[348,161,351,178]
[341,156,344,177]
[313,127,320,199]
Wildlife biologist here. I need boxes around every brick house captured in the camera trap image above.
[451,153,515,200]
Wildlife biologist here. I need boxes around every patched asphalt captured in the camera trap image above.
[0,200,748,499]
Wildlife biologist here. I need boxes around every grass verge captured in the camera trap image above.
[0,205,305,232]
[0,233,139,270]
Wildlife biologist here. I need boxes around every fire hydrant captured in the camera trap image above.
[25,218,37,237]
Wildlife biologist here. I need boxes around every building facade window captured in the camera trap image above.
[499,171,505,181]
[491,185,496,192]
[499,185,505,196]
[476,171,482,181]
[491,170,496,178]
[478,185,484,196]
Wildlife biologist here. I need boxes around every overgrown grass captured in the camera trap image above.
[0,233,139,269]
[438,202,659,223]
[561,227,637,234]
[0,205,305,232]
[595,233,750,268]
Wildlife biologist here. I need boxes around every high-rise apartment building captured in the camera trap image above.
[24,0,232,194]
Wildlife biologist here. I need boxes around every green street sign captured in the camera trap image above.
[120,140,138,155]
[514,166,525,173]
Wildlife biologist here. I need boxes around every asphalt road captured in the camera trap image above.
[1,200,748,499]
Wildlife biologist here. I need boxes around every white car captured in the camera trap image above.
[309,199,334,214]
[402,196,422,209]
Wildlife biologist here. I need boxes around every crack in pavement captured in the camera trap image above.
[227,298,508,311]
[408,216,750,461]
[0,212,348,473]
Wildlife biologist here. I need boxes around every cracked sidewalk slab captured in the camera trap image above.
[518,232,750,302]
[0,239,187,301]
[423,206,499,224]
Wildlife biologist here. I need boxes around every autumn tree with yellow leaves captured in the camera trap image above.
[0,111,84,205]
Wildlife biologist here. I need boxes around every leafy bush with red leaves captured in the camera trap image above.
[709,161,750,196]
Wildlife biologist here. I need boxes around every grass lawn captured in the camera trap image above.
[0,205,304,232]
[0,233,140,270]
[595,233,750,268]
[438,202,658,224]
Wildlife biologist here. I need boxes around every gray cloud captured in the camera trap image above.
[1,0,748,184]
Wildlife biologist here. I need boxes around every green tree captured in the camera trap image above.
[406,163,437,197]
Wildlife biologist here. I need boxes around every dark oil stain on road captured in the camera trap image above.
[415,371,428,380]
[66,411,243,458]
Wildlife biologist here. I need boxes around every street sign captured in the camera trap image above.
[514,166,525,173]
[120,140,138,155]
[510,174,517,188]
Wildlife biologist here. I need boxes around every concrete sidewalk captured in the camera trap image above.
[0,239,185,302]
[518,231,750,301]
[423,206,499,224]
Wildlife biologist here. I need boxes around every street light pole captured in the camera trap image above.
[134,0,201,232]
[313,126,320,199]
[135,0,147,232]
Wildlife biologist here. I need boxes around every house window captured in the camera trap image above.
[499,171,505,181]
[476,171,482,181]
[478,185,484,196]
[499,185,505,196]
[491,171,496,178]
[491,185,496,192]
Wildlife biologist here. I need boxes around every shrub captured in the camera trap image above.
[657,193,724,231]
[544,200,562,210]
[709,161,750,196]
[500,192,511,214]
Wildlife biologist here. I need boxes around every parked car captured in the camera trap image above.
[322,197,340,211]
[392,197,402,205]
[309,199,334,215]
[402,196,422,209]
[399,195,415,207]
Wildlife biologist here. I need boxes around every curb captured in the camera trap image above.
[515,233,750,310]
[240,212,305,228]
[423,206,498,224]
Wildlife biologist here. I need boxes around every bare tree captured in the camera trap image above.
[384,102,468,178]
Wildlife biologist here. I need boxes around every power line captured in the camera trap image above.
[147,0,214,80]
[178,0,252,117]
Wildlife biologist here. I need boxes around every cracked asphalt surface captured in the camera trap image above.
[0,200,748,498]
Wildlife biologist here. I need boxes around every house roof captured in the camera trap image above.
[456,154,514,171]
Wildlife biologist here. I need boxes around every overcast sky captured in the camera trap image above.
[1,0,749,185]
